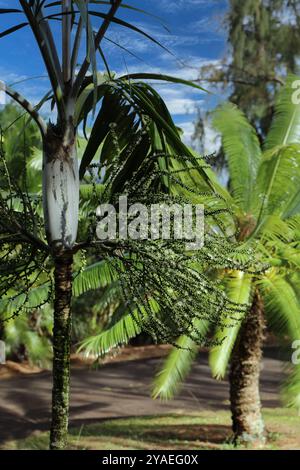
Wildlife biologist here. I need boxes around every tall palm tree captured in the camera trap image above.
[0,0,219,449]
[151,76,300,445]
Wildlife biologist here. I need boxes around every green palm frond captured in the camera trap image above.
[209,271,253,379]
[0,282,52,317]
[255,144,300,221]
[251,76,300,222]
[257,271,300,343]
[257,214,295,243]
[264,75,300,149]
[152,319,209,400]
[78,310,141,357]
[72,260,118,297]
[77,79,213,190]
[282,364,300,409]
[212,102,261,213]
[0,260,118,316]
[78,296,162,357]
[272,244,300,270]
[257,271,300,409]
[93,281,122,313]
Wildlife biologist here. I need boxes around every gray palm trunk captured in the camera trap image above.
[229,291,266,445]
[43,124,79,449]
[50,253,74,449]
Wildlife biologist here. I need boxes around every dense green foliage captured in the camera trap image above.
[153,77,300,409]
[195,0,300,154]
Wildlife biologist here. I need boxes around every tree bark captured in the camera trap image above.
[50,253,73,450]
[43,127,79,250]
[229,291,266,446]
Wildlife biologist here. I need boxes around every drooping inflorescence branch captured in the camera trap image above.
[78,122,263,346]
[0,128,51,323]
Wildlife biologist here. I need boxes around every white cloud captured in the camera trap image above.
[203,123,220,155]
[158,0,207,12]
[166,97,200,115]
[0,66,52,117]
[151,83,203,116]
[177,121,195,145]
[117,55,219,83]
[178,118,221,153]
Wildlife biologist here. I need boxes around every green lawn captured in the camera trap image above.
[2,408,300,450]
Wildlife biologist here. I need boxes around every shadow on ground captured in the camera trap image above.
[0,351,284,444]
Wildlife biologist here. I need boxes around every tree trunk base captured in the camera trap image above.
[229,291,266,447]
[50,253,73,450]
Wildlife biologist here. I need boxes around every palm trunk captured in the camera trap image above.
[43,126,79,250]
[43,125,79,450]
[229,291,266,446]
[50,253,73,450]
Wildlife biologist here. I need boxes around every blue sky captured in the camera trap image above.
[0,0,228,145]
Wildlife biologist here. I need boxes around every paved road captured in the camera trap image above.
[0,351,285,444]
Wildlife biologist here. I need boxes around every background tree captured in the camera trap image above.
[195,0,300,155]
[0,104,41,190]
[0,104,128,364]
[0,0,241,450]
[150,77,300,446]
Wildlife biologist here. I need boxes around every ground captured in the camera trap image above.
[0,346,299,450]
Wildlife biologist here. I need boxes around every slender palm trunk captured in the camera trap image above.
[50,253,73,450]
[229,291,266,446]
[43,126,79,250]
[43,125,79,450]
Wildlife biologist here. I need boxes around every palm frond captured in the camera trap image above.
[282,364,300,409]
[19,0,64,117]
[212,102,261,213]
[257,271,300,409]
[72,260,118,297]
[255,144,300,221]
[209,271,253,379]
[78,310,141,357]
[264,75,300,149]
[0,282,52,317]
[257,214,294,243]
[257,271,300,343]
[93,281,121,313]
[77,78,215,193]
[152,319,209,400]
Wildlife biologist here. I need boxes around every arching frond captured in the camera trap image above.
[257,271,300,344]
[78,309,142,358]
[283,365,300,410]
[256,271,300,409]
[255,144,300,221]
[209,271,253,379]
[72,260,118,297]
[264,75,300,149]
[152,319,209,400]
[0,282,52,318]
[256,214,295,243]
[212,102,261,213]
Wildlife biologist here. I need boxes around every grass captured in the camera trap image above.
[2,408,300,450]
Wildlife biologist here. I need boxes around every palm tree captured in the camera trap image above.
[151,76,300,446]
[0,0,219,449]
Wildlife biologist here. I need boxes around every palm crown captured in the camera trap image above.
[153,75,300,409]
